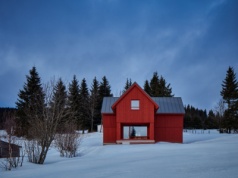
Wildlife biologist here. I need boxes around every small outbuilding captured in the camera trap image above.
[0,140,22,158]
[101,82,185,144]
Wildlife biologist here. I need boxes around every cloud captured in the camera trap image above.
[0,0,237,110]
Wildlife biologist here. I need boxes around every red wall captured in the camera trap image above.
[103,114,116,144]
[154,114,183,143]
[103,113,184,144]
[115,86,155,140]
[116,86,155,123]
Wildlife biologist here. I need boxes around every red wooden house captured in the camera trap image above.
[101,82,185,144]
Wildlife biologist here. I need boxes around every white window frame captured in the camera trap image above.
[131,100,140,110]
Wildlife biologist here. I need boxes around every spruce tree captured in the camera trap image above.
[89,77,100,132]
[220,66,238,133]
[51,78,67,110]
[149,72,173,97]
[206,110,217,129]
[158,76,174,97]
[130,127,136,138]
[150,72,160,97]
[221,67,238,108]
[99,76,113,97]
[79,78,90,133]
[15,66,45,137]
[51,78,67,131]
[68,75,80,128]
[123,78,132,93]
[144,80,151,96]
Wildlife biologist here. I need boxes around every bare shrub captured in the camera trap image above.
[24,140,41,163]
[0,147,25,171]
[54,123,81,158]
[0,111,24,171]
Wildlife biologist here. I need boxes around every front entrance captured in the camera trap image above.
[116,123,155,144]
[122,126,148,139]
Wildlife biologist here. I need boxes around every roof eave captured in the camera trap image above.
[156,112,185,115]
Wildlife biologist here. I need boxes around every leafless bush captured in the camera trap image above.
[54,123,81,158]
[24,139,41,163]
[0,111,24,171]
[0,147,25,171]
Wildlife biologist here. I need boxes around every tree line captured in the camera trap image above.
[184,105,219,130]
[15,67,113,138]
[1,66,237,135]
[0,108,16,129]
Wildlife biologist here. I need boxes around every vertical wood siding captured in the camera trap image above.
[115,86,155,140]
[103,114,116,144]
[154,114,183,143]
[116,86,155,123]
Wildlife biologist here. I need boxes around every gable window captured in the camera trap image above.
[131,100,139,110]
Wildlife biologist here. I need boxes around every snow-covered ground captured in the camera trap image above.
[1,130,238,178]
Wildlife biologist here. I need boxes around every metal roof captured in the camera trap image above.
[101,97,185,114]
[152,97,185,114]
[101,97,119,113]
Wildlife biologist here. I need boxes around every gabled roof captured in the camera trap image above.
[111,82,159,112]
[101,97,185,114]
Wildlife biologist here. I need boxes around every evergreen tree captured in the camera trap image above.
[99,76,113,97]
[144,80,151,96]
[15,66,45,137]
[220,66,238,133]
[0,108,16,129]
[149,72,173,97]
[89,77,100,132]
[150,72,160,97]
[158,76,173,97]
[130,126,136,138]
[123,78,132,93]
[199,109,207,130]
[68,75,80,128]
[192,115,201,129]
[206,110,217,129]
[221,67,238,108]
[51,78,67,111]
[79,78,90,133]
[51,78,67,131]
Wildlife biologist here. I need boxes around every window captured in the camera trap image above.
[123,126,147,139]
[131,100,139,110]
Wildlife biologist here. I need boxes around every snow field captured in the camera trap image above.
[1,130,238,178]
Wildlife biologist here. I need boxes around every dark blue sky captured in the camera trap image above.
[0,0,238,110]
